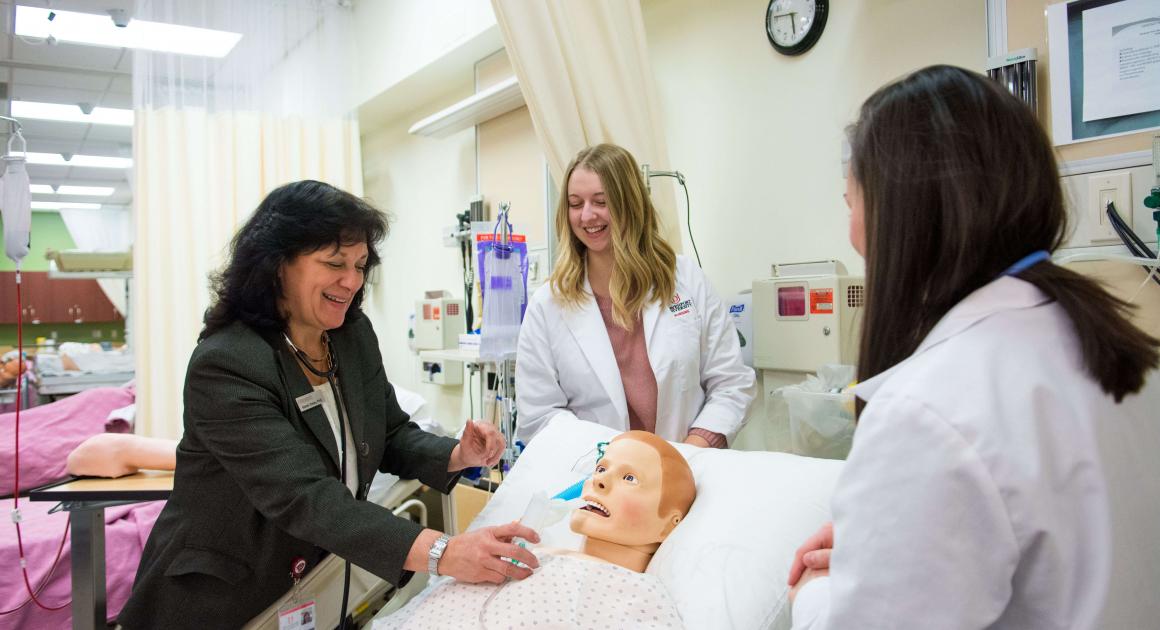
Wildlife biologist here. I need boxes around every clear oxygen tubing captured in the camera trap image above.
[1054,253,1160,305]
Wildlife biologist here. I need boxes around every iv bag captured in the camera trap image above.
[479,243,524,361]
[1,158,31,265]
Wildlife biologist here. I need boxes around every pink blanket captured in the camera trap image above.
[0,386,136,497]
[0,498,164,628]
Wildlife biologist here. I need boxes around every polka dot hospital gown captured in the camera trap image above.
[375,551,684,630]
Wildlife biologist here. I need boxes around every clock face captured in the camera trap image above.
[766,0,828,56]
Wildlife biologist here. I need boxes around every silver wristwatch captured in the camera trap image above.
[428,533,451,576]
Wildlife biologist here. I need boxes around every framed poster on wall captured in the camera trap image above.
[1047,0,1160,145]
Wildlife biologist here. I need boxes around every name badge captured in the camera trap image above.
[296,391,323,412]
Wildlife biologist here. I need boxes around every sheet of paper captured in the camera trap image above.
[1081,0,1160,122]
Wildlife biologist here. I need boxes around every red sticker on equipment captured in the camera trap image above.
[810,289,834,314]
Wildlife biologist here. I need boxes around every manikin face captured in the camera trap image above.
[567,167,612,255]
[570,438,683,546]
[845,171,866,257]
[279,241,368,335]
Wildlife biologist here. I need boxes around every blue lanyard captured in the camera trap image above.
[1002,250,1050,277]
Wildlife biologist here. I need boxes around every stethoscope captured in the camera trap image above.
[283,331,354,630]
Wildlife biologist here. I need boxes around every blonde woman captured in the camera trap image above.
[516,144,755,447]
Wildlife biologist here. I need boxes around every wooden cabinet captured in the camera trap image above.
[0,272,121,324]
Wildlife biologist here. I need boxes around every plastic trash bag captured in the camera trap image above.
[779,364,857,460]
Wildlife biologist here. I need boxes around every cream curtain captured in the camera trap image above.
[490,0,681,248]
[57,207,132,314]
[132,0,362,439]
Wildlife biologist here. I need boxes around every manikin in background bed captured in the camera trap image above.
[376,430,694,629]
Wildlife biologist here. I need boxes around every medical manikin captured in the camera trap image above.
[375,430,696,629]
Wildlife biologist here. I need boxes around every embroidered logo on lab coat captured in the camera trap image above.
[669,292,694,317]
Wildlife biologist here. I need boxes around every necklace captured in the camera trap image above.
[283,332,335,377]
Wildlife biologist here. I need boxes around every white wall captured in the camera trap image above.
[642,0,987,297]
[352,0,496,106]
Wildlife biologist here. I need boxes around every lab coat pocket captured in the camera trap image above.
[164,546,253,585]
[654,312,702,382]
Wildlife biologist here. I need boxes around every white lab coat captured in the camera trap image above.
[515,255,755,445]
[792,276,1112,629]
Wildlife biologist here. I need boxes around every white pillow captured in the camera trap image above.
[467,417,843,630]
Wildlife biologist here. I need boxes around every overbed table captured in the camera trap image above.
[29,471,173,630]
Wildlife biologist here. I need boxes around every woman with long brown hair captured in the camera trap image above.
[516,143,754,448]
[786,66,1158,628]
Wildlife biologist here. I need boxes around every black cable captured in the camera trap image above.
[1106,202,1160,288]
[650,173,702,268]
[461,239,474,332]
[1107,202,1156,257]
[681,179,702,268]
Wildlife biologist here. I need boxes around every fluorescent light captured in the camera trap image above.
[32,201,102,210]
[26,152,133,169]
[16,5,242,58]
[12,101,134,126]
[31,184,117,196]
[58,185,117,196]
[409,76,525,138]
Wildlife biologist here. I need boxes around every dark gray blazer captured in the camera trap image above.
[118,312,460,629]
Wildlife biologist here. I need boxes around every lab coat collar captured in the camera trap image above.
[853,276,1051,402]
[561,274,629,422]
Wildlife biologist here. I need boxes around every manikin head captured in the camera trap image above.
[570,431,696,571]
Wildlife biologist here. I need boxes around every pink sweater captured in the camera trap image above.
[594,295,725,448]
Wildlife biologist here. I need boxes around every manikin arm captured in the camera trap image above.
[66,433,178,478]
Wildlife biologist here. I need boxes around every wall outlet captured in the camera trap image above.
[526,246,549,288]
[1088,171,1132,244]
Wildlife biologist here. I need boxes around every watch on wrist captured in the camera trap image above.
[428,533,451,576]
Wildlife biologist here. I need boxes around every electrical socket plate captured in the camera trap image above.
[1088,171,1131,244]
[526,246,549,288]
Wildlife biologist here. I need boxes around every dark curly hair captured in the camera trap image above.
[199,180,389,341]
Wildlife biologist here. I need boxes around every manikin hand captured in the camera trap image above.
[449,419,505,471]
[788,521,833,587]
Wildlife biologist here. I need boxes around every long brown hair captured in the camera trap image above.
[549,144,677,329]
[849,65,1157,403]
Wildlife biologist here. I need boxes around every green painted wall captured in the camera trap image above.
[1,212,122,346]
[0,321,126,349]
[0,212,77,272]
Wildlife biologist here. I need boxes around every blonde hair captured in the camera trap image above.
[549,144,677,329]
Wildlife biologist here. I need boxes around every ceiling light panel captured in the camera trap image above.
[16,6,242,58]
[12,101,134,126]
[57,185,117,196]
[26,152,133,169]
[32,201,102,210]
[31,184,118,196]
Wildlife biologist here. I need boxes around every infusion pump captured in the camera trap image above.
[752,260,865,373]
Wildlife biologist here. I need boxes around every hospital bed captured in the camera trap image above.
[365,401,1160,629]
[370,417,845,630]
[35,346,134,400]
